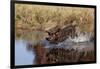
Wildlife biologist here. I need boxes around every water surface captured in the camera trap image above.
[15,40,36,65]
[15,39,94,65]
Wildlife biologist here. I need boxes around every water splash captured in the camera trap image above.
[69,32,93,42]
[41,32,94,49]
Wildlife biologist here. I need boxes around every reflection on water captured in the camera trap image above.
[15,39,95,65]
[15,30,95,65]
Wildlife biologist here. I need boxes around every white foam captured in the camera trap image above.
[69,32,92,43]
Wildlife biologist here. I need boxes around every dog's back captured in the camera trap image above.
[46,25,76,44]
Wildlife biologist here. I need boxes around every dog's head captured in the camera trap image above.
[45,28,61,43]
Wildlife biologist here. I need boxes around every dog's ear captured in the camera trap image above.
[57,28,61,32]
[48,32,51,35]
[45,31,51,35]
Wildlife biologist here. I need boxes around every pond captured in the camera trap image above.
[15,38,94,65]
[15,40,36,65]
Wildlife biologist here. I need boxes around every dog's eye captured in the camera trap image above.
[46,38,49,40]
[50,33,53,35]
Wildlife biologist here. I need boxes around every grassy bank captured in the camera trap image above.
[15,4,94,40]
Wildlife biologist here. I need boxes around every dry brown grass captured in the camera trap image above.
[15,4,94,40]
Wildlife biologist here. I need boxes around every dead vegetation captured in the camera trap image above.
[15,4,94,40]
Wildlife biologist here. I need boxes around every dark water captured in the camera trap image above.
[15,39,94,65]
